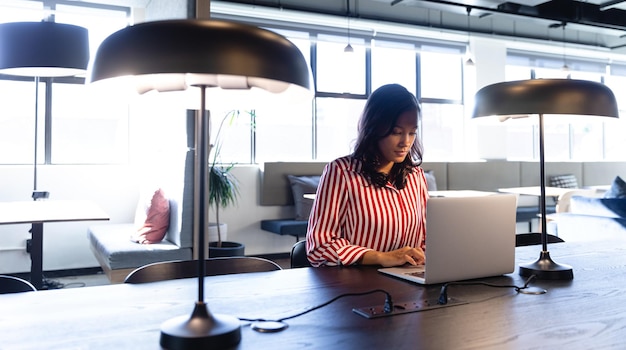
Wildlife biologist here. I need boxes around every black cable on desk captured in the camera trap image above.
[239,289,393,332]
[437,274,539,305]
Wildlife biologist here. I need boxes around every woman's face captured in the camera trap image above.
[376,110,418,174]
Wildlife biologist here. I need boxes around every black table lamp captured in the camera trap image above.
[0,21,89,200]
[88,19,312,349]
[472,79,619,280]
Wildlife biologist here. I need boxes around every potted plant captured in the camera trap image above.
[207,110,245,257]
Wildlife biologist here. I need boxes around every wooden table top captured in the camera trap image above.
[2,240,626,349]
[0,200,109,225]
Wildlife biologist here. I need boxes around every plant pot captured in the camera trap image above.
[208,241,245,258]
[208,223,227,243]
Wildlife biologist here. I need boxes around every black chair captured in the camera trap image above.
[290,240,312,268]
[0,275,37,294]
[515,233,565,247]
[124,256,282,284]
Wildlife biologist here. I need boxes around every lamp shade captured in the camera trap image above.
[472,79,619,119]
[88,19,313,96]
[0,21,89,77]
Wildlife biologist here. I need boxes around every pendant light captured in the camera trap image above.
[465,7,474,66]
[344,0,354,53]
[561,23,569,71]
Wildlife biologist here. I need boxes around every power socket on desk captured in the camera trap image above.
[353,297,467,319]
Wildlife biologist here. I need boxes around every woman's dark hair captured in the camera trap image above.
[352,84,423,189]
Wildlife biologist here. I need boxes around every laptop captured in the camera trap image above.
[378,193,517,284]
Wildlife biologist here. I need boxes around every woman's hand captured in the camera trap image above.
[360,246,425,267]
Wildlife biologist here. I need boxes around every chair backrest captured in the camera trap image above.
[0,275,37,294]
[290,240,311,268]
[124,256,282,284]
[515,233,564,247]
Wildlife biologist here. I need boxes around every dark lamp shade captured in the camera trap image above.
[472,79,619,120]
[0,21,89,77]
[88,19,313,97]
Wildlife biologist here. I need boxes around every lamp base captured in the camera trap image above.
[160,302,241,350]
[519,251,573,280]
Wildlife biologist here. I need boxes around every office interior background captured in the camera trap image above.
[1,0,626,274]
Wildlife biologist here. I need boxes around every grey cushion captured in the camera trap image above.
[550,174,578,188]
[88,224,192,270]
[287,175,321,221]
[424,170,437,191]
[603,176,626,199]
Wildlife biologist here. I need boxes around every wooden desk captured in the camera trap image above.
[2,240,626,349]
[0,200,109,289]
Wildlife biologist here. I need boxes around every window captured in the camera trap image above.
[51,82,128,164]
[0,78,44,164]
[421,103,466,160]
[314,97,365,161]
[419,47,463,102]
[0,0,130,165]
[6,2,625,167]
[255,102,314,163]
[371,40,416,94]
[316,34,366,95]
[254,30,314,163]
[604,67,626,159]
[419,48,466,160]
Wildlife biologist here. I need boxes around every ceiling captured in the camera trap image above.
[212,0,626,51]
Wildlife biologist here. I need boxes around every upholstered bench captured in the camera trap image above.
[260,219,307,241]
[88,151,194,284]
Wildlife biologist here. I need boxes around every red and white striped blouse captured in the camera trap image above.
[306,156,428,267]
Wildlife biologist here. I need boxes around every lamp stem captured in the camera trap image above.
[33,76,39,193]
[197,85,208,302]
[519,113,573,280]
[538,113,548,252]
[160,85,241,349]
[30,77,48,201]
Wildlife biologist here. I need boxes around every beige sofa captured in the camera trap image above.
[260,161,626,235]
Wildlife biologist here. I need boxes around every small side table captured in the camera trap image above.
[0,200,109,289]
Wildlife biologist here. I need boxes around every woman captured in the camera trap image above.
[306,83,428,267]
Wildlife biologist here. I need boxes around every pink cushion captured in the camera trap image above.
[131,188,170,244]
